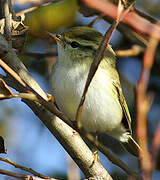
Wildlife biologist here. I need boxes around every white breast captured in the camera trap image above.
[50,60,123,134]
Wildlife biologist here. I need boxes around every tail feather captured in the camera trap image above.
[122,136,141,157]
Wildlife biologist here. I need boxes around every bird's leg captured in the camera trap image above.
[93,133,100,163]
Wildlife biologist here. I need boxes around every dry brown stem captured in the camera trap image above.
[136,22,159,179]
[0,157,50,179]
[115,45,144,57]
[82,0,160,40]
[0,169,57,179]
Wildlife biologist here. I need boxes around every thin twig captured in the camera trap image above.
[76,20,119,128]
[16,0,62,17]
[3,48,48,100]
[0,92,39,101]
[151,122,160,170]
[3,0,12,44]
[0,169,57,179]
[136,22,159,179]
[82,0,160,40]
[0,157,50,179]
[0,58,26,87]
[115,45,144,57]
[76,0,134,128]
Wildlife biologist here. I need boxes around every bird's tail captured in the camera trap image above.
[122,136,141,157]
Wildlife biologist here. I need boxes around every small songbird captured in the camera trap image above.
[49,26,140,156]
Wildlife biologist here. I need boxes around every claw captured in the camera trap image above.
[93,150,99,163]
[47,94,55,103]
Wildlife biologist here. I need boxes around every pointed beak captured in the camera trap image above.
[47,32,62,43]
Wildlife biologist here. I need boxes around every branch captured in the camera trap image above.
[76,20,119,128]
[0,157,50,179]
[151,122,160,169]
[82,0,160,40]
[115,45,144,57]
[0,58,26,87]
[0,34,47,100]
[76,0,134,132]
[136,22,159,179]
[78,0,159,48]
[0,169,57,180]
[3,0,12,42]
[24,101,113,179]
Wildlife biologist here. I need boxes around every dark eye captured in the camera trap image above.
[70,41,80,48]
[56,34,61,39]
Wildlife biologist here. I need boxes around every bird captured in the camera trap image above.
[49,26,140,156]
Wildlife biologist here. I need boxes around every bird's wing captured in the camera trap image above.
[113,81,132,134]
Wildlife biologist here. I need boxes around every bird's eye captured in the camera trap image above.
[56,34,61,39]
[70,41,80,48]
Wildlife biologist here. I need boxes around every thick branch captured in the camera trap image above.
[24,100,112,179]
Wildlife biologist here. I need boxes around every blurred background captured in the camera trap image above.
[0,0,160,179]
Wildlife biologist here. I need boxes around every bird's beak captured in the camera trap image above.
[47,32,62,43]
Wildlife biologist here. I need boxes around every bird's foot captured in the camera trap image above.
[47,94,55,103]
[93,149,99,163]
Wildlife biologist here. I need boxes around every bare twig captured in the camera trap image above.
[16,0,61,17]
[115,45,144,57]
[136,22,159,179]
[3,0,12,42]
[0,92,39,101]
[76,0,134,128]
[0,58,26,87]
[0,157,50,179]
[3,48,48,100]
[0,169,57,179]
[76,20,119,128]
[0,78,13,97]
[82,0,160,40]
[151,122,160,170]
